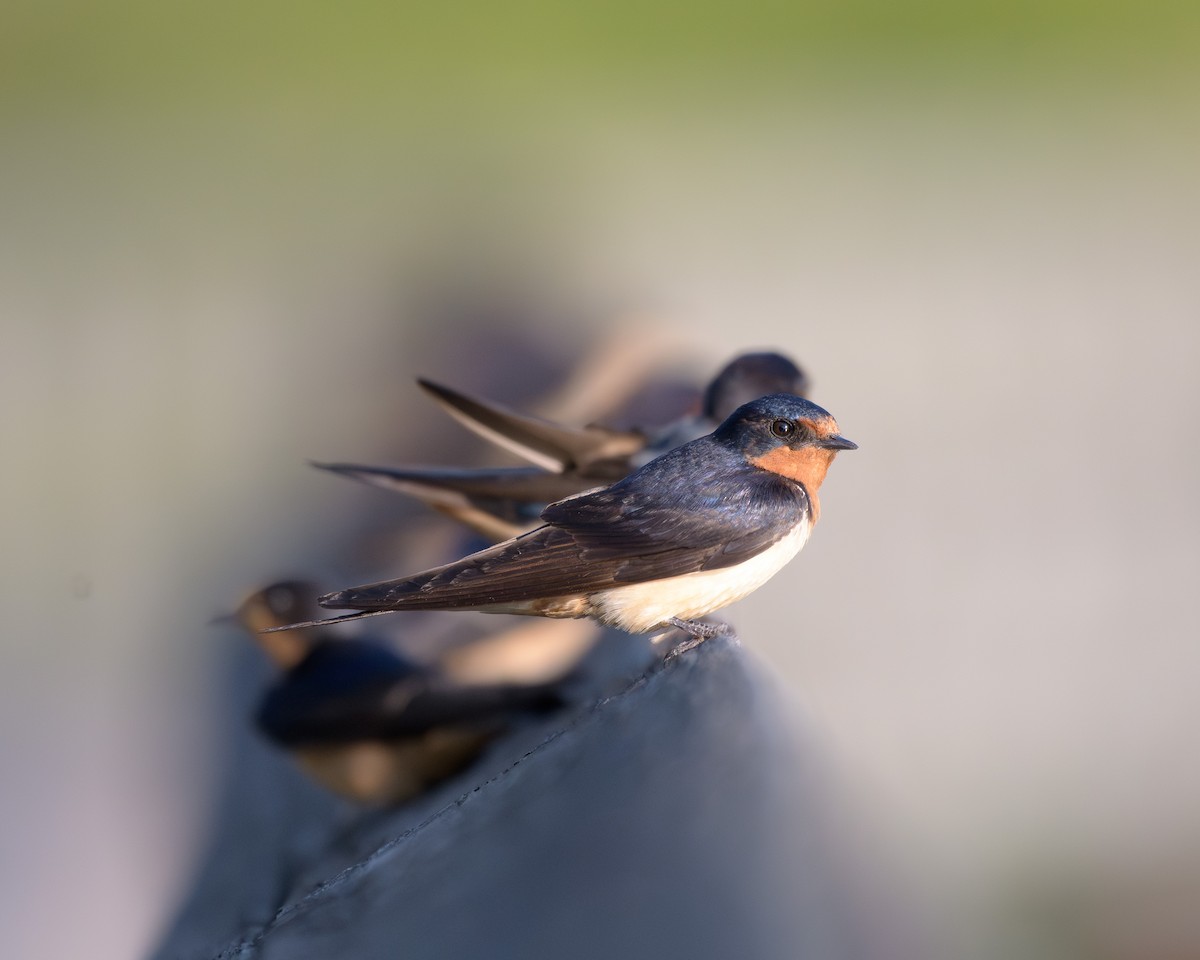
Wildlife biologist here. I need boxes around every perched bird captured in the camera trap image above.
[312,351,809,541]
[271,394,855,652]
[232,581,565,805]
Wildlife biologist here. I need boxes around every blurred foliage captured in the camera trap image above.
[3,0,1200,117]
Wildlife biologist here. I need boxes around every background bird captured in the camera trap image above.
[231,581,567,805]
[312,350,809,541]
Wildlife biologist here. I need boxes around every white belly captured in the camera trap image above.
[587,519,812,633]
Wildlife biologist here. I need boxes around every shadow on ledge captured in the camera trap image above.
[156,634,917,960]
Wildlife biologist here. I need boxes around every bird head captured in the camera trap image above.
[232,580,322,669]
[702,352,810,421]
[716,393,856,513]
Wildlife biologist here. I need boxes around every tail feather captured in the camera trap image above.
[311,460,591,506]
[258,608,396,634]
[418,378,643,473]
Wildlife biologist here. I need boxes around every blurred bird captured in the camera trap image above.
[231,581,566,805]
[271,394,855,654]
[312,351,808,541]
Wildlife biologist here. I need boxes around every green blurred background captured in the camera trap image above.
[3,2,1199,958]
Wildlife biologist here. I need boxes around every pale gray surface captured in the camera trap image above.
[156,635,905,960]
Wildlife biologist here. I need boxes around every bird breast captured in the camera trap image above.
[587,519,813,633]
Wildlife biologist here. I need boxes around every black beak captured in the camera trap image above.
[820,434,858,451]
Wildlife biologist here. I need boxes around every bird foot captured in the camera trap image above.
[661,618,731,660]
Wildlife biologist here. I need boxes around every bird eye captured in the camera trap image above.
[770,419,795,438]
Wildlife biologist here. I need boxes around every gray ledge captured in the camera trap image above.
[156,634,909,960]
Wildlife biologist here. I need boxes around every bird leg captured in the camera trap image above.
[662,617,731,660]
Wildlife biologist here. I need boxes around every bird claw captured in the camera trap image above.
[662,618,731,660]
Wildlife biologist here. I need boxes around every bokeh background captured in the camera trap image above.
[3,3,1199,958]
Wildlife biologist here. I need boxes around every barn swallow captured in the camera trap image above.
[232,581,565,805]
[313,351,809,541]
[270,394,855,649]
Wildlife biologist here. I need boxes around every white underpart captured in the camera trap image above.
[588,518,813,633]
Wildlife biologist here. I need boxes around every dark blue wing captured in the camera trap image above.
[320,439,810,611]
